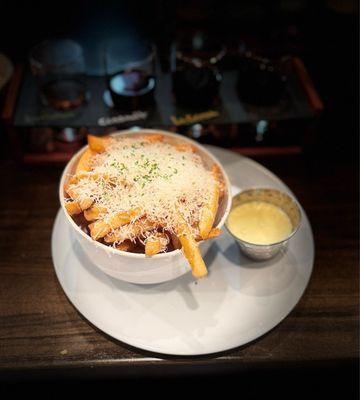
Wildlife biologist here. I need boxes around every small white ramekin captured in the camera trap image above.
[59,129,232,284]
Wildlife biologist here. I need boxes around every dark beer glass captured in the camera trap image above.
[171,32,226,108]
[105,39,156,110]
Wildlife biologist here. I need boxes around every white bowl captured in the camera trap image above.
[59,129,232,284]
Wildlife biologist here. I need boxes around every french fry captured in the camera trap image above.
[108,208,141,230]
[199,182,219,240]
[65,201,82,216]
[145,240,162,256]
[64,183,93,211]
[174,143,197,153]
[89,208,141,240]
[195,227,222,241]
[87,134,111,153]
[211,164,226,198]
[116,240,133,252]
[88,220,110,240]
[207,227,222,239]
[104,219,156,243]
[145,233,168,256]
[145,134,164,143]
[75,148,94,174]
[84,205,107,221]
[68,172,111,186]
[65,187,75,199]
[64,182,77,199]
[176,215,208,278]
[197,163,225,239]
[78,198,93,211]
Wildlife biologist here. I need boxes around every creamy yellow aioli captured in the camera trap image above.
[227,201,293,245]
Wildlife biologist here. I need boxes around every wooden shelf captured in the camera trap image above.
[23,152,74,164]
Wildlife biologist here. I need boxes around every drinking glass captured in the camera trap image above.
[29,39,86,111]
[171,32,226,108]
[104,38,156,110]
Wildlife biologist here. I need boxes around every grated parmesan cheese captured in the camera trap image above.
[66,136,218,240]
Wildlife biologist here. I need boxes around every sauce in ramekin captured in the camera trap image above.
[227,201,293,245]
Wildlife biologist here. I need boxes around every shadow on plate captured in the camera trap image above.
[72,239,226,312]
[215,240,298,296]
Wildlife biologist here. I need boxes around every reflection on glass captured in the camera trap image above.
[171,31,226,109]
[105,39,156,110]
[29,39,86,111]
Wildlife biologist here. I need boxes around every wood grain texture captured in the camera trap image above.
[0,154,358,378]
[292,57,324,114]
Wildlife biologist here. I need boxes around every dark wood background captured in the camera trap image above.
[0,152,358,390]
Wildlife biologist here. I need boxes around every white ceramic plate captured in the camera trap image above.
[52,146,314,356]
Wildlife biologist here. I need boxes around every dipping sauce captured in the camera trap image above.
[227,201,293,245]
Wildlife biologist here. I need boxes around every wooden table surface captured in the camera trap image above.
[0,151,358,380]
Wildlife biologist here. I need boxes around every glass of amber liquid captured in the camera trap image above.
[30,39,87,111]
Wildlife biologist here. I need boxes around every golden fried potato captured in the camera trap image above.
[89,209,141,240]
[88,220,110,240]
[174,143,197,153]
[211,164,226,198]
[65,201,82,216]
[199,182,219,240]
[145,133,164,143]
[104,219,156,243]
[145,233,168,256]
[207,227,222,239]
[75,148,94,174]
[116,240,134,252]
[176,215,207,278]
[87,135,111,153]
[84,205,107,221]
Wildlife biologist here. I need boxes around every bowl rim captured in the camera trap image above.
[225,187,302,248]
[59,128,232,259]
